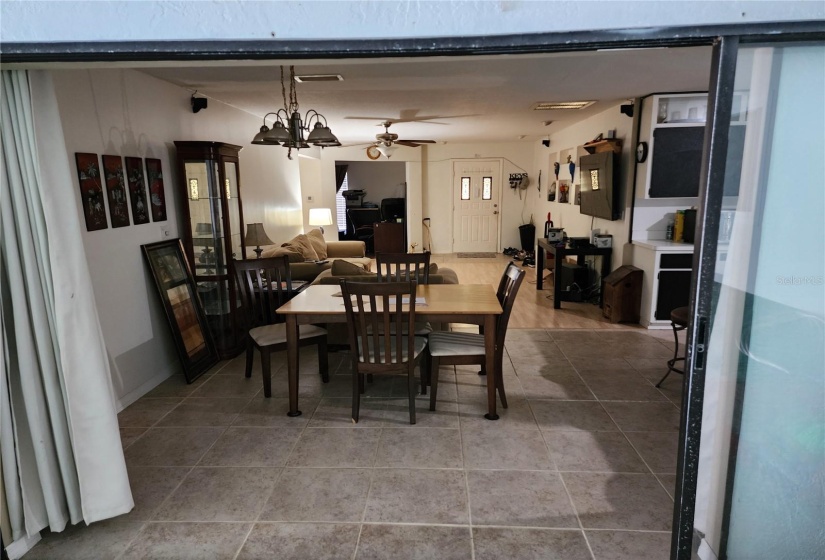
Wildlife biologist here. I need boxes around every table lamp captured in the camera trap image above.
[308,208,333,234]
[245,223,274,259]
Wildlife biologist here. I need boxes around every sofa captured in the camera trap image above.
[260,229,372,283]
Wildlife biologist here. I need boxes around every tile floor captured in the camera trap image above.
[28,328,683,560]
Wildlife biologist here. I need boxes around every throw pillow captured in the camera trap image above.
[429,263,438,274]
[282,234,319,261]
[306,228,328,260]
[332,259,374,276]
[260,245,303,262]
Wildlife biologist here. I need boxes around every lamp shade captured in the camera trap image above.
[244,223,275,247]
[308,208,333,227]
[195,222,213,236]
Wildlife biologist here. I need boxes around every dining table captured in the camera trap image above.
[277,283,504,420]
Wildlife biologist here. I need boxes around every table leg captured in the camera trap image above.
[553,250,563,309]
[536,246,545,290]
[286,315,302,417]
[483,314,499,421]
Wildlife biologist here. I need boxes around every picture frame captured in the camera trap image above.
[145,158,168,222]
[74,152,108,231]
[142,239,218,383]
[102,155,130,228]
[125,156,150,225]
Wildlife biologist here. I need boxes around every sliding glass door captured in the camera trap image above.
[677,38,824,560]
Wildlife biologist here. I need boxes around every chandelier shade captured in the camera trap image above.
[251,66,340,158]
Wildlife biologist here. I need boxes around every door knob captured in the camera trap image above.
[493,211,499,215]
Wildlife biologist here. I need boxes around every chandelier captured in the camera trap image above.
[252,66,340,159]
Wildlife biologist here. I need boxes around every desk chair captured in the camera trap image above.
[427,262,525,411]
[347,208,381,255]
[340,279,427,424]
[655,306,689,387]
[234,256,329,397]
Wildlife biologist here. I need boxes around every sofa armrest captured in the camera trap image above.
[326,240,366,258]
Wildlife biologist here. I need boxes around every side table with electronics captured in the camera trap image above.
[536,237,613,309]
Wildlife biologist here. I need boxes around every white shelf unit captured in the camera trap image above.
[635,92,747,200]
[632,240,695,328]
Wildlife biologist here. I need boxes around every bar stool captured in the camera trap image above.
[656,306,689,387]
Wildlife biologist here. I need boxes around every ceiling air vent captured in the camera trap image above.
[531,101,595,110]
[294,74,344,83]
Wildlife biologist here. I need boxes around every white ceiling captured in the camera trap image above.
[137,46,712,146]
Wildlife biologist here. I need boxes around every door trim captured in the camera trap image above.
[451,159,503,254]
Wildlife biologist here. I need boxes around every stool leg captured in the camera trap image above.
[656,321,680,388]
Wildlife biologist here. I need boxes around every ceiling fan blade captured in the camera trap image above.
[339,142,375,148]
[394,140,422,147]
[398,139,436,144]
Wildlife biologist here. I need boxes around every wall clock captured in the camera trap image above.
[636,141,649,163]
[366,145,380,160]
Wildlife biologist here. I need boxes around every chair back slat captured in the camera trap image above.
[376,252,431,284]
[232,256,294,328]
[340,279,417,365]
[495,263,526,351]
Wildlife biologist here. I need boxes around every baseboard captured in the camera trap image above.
[115,369,176,412]
[6,533,40,560]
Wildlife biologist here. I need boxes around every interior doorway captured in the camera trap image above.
[451,159,501,253]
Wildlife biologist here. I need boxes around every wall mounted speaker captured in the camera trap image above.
[541,139,551,147]
[191,97,208,113]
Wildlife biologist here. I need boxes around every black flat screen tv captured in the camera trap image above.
[579,151,620,221]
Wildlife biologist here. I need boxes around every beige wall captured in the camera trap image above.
[51,68,303,406]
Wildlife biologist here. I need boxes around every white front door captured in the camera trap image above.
[452,160,501,253]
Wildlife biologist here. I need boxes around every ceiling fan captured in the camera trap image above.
[366,121,436,159]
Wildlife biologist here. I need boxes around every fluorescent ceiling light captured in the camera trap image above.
[531,101,595,110]
[294,74,344,82]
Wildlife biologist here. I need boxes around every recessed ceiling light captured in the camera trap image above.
[294,74,343,82]
[531,101,595,111]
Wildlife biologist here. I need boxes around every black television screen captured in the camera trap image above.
[579,151,619,221]
[380,197,405,221]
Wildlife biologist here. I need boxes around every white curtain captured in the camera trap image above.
[0,70,133,545]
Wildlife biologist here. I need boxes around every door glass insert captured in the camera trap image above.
[693,42,824,560]
[482,176,492,200]
[460,177,470,200]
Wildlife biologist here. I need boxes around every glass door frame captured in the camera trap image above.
[674,31,825,560]
[4,20,825,560]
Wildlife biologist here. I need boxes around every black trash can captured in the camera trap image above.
[518,223,536,252]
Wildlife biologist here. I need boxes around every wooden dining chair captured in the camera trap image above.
[426,262,525,411]
[375,251,433,393]
[340,279,427,424]
[375,252,431,283]
[233,256,329,397]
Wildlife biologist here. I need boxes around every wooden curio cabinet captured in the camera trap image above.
[174,141,246,359]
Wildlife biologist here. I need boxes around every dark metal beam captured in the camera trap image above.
[2,21,823,64]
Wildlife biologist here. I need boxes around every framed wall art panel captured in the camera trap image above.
[102,155,130,228]
[74,152,108,231]
[145,157,168,222]
[125,156,150,225]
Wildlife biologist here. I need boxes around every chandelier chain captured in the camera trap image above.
[280,66,288,112]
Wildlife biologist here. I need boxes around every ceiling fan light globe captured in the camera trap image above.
[376,144,397,158]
